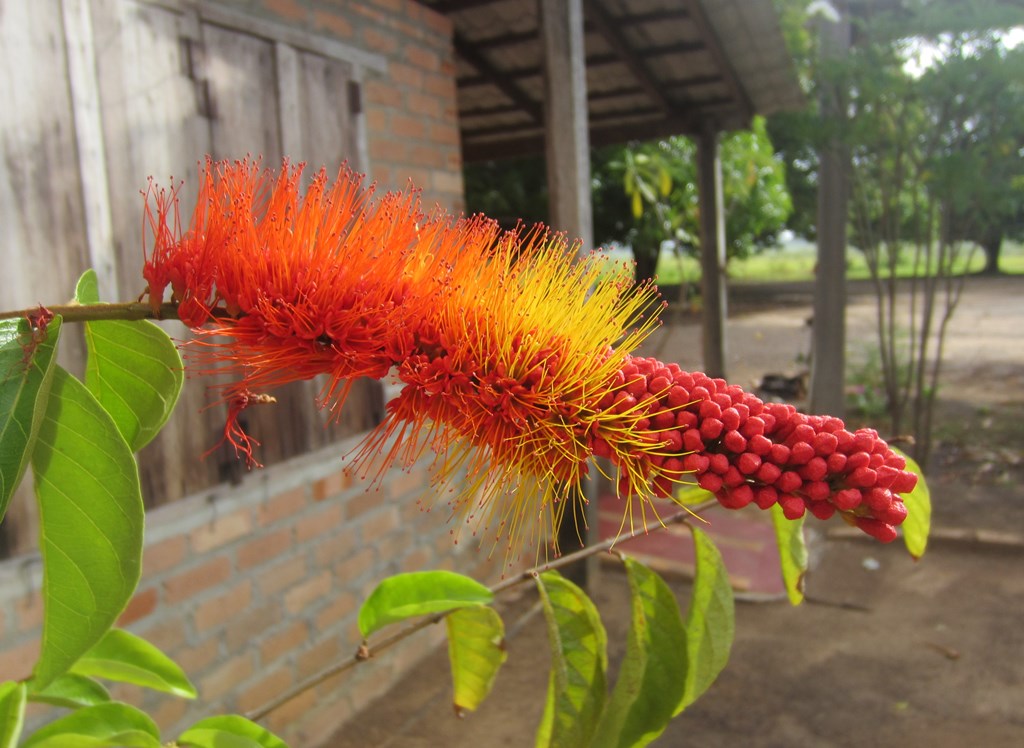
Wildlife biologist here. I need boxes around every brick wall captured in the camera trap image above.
[229,0,465,210]
[0,436,518,745]
[0,2,482,743]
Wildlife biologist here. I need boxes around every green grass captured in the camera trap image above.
[642,239,1024,285]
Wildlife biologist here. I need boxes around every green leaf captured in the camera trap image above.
[70,628,196,698]
[28,673,110,709]
[0,681,27,748]
[358,571,493,638]
[674,484,715,506]
[446,606,507,714]
[769,504,808,605]
[677,526,734,714]
[0,316,60,522]
[178,716,288,748]
[896,451,931,559]
[30,367,144,689]
[21,702,161,748]
[534,571,607,748]
[76,270,183,452]
[592,557,688,748]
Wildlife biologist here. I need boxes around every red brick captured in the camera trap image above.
[238,665,293,713]
[237,526,293,570]
[225,600,283,652]
[364,27,398,54]
[408,144,444,168]
[259,486,308,527]
[295,503,344,544]
[312,9,353,39]
[369,138,407,164]
[190,508,252,553]
[389,62,424,89]
[313,590,357,632]
[374,527,414,563]
[266,687,318,737]
[400,546,434,574]
[333,546,376,583]
[143,535,187,576]
[199,652,254,701]
[296,636,340,680]
[370,0,402,13]
[163,556,232,604]
[174,636,220,675]
[366,109,389,133]
[312,468,353,502]
[284,571,332,615]
[396,18,429,43]
[312,525,359,566]
[151,696,189,731]
[386,468,429,500]
[262,0,305,22]
[344,489,381,521]
[392,114,427,140]
[0,638,40,680]
[260,620,309,664]
[118,586,158,626]
[423,71,455,99]
[295,698,355,747]
[420,5,453,35]
[258,555,307,597]
[365,81,402,107]
[406,44,441,72]
[350,3,388,25]
[195,580,252,631]
[360,507,400,540]
[430,121,461,146]
[135,617,186,654]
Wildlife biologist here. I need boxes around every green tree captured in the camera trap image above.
[918,36,1024,273]
[840,9,1024,461]
[593,117,793,283]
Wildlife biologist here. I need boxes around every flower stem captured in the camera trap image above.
[0,301,182,323]
[245,499,717,723]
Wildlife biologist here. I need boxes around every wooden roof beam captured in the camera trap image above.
[461,111,706,162]
[429,0,507,12]
[585,0,675,114]
[453,32,543,123]
[682,0,752,123]
[458,41,704,86]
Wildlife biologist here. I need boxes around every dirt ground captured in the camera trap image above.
[331,275,1024,748]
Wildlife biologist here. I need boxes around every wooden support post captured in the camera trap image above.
[62,0,117,299]
[697,122,727,378]
[540,0,592,249]
[810,4,851,417]
[539,0,597,585]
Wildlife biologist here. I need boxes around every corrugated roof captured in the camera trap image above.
[419,0,805,160]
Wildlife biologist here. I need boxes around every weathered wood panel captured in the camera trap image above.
[90,0,216,505]
[1,0,382,555]
[0,0,93,555]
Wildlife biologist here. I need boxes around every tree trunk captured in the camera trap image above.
[633,245,659,284]
[981,232,1003,274]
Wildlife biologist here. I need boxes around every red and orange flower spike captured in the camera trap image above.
[144,159,916,554]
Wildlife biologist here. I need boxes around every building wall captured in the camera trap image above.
[230,0,465,209]
[0,436,517,745]
[0,1,489,744]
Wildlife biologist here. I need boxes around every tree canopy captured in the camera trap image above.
[592,117,792,283]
